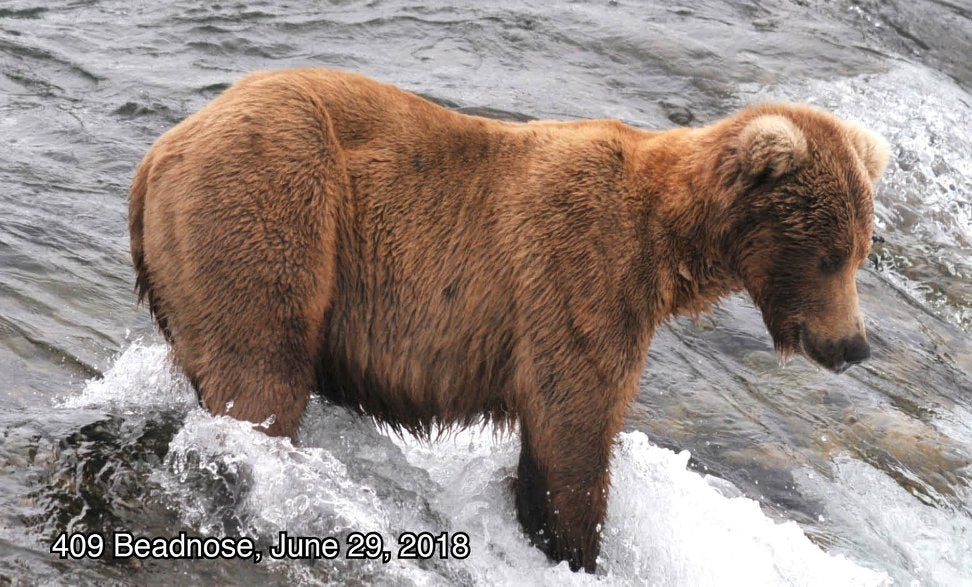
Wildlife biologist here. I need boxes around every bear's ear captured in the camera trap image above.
[736,114,808,180]
[844,122,890,183]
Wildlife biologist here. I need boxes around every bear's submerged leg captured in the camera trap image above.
[516,419,611,571]
[513,360,641,572]
[515,402,623,572]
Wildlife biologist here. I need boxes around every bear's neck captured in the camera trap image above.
[631,127,744,319]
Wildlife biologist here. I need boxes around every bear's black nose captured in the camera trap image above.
[841,335,871,365]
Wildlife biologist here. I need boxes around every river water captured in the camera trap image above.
[1,1,970,584]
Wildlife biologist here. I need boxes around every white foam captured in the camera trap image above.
[74,344,891,585]
[601,433,889,585]
[64,341,195,410]
[390,425,892,585]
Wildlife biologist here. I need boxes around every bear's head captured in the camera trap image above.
[715,105,889,372]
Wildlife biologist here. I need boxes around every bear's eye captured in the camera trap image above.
[819,252,845,274]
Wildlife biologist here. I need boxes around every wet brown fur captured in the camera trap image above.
[129,68,888,572]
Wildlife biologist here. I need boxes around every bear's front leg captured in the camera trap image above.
[516,417,611,572]
[514,367,638,574]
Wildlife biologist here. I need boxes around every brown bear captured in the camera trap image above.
[129,68,889,572]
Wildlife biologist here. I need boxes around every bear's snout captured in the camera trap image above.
[840,334,871,366]
[800,326,871,373]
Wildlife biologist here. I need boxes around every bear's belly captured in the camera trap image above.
[315,279,518,433]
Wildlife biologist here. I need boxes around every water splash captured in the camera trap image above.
[60,343,890,584]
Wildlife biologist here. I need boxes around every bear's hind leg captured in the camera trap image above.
[194,351,314,440]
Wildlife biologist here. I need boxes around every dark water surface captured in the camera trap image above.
[1,1,971,584]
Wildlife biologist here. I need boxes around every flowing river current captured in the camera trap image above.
[1,1,970,584]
